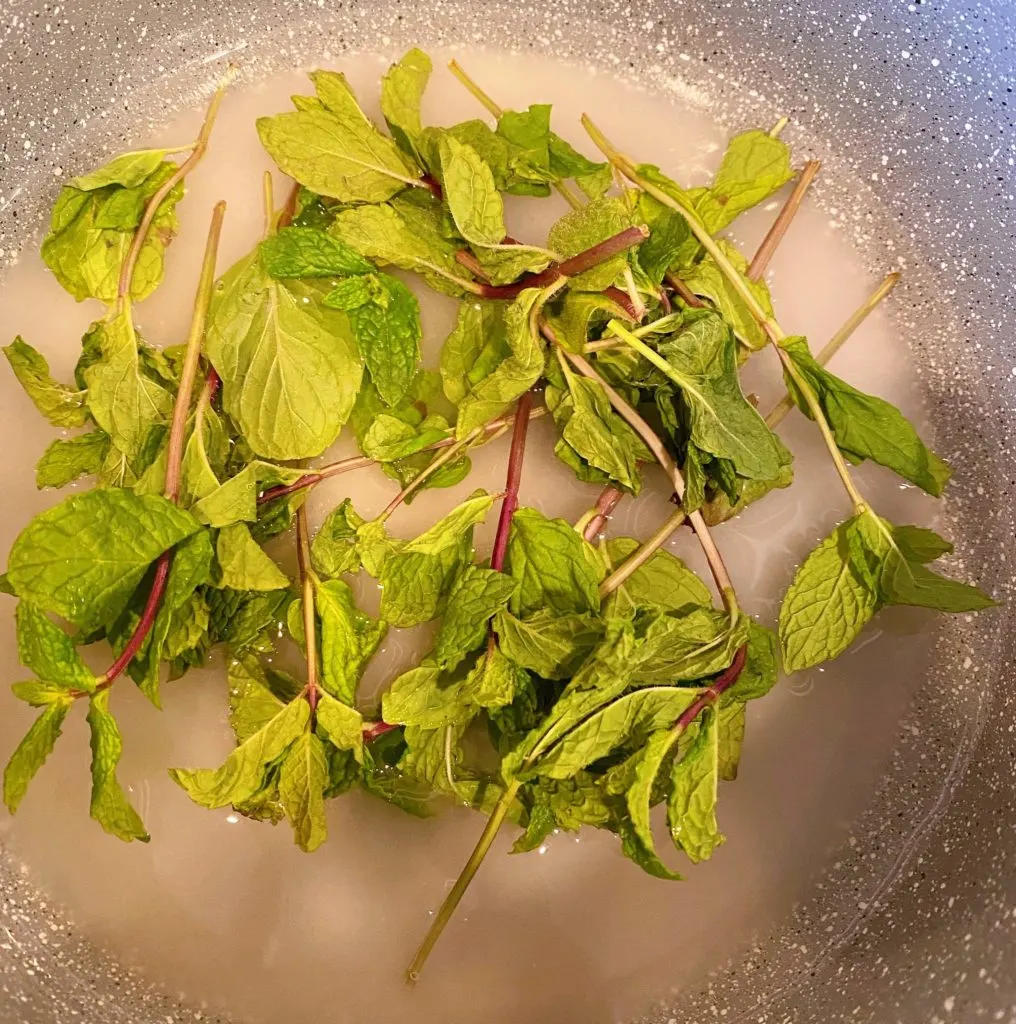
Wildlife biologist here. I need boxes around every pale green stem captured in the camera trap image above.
[407,778,522,983]
[599,508,687,598]
[766,271,901,430]
[770,116,790,138]
[379,431,479,519]
[295,505,320,702]
[582,115,867,515]
[623,265,646,319]
[262,170,275,238]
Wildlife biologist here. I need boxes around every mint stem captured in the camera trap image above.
[116,68,233,306]
[674,644,747,729]
[92,203,227,696]
[474,225,648,300]
[747,159,821,281]
[490,391,534,571]
[598,507,686,596]
[295,505,320,714]
[581,484,627,542]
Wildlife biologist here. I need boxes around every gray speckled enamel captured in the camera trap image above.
[0,1,1014,1022]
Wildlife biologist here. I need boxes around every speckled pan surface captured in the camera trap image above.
[0,0,1014,1022]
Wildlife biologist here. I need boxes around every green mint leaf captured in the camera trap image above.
[543,290,633,355]
[654,309,787,481]
[493,608,602,680]
[723,621,779,703]
[179,406,230,507]
[278,731,329,852]
[206,249,363,460]
[208,587,290,655]
[472,245,553,287]
[434,564,518,671]
[86,690,149,842]
[36,431,109,490]
[6,489,199,631]
[316,578,386,704]
[216,523,290,592]
[717,702,746,781]
[3,698,71,813]
[69,149,169,190]
[333,195,468,297]
[781,337,952,496]
[382,660,476,729]
[360,413,449,463]
[618,816,684,880]
[624,728,684,878]
[547,196,634,291]
[635,608,749,684]
[4,337,88,427]
[11,680,75,706]
[170,697,310,809]
[377,491,494,626]
[891,524,953,564]
[881,538,995,612]
[779,514,881,672]
[194,461,304,529]
[440,299,507,406]
[636,193,694,285]
[506,507,604,618]
[42,162,182,303]
[315,691,364,761]
[439,134,507,247]
[553,374,647,494]
[681,241,774,352]
[667,709,724,863]
[324,276,374,311]
[311,499,364,578]
[83,312,174,462]
[257,80,421,203]
[330,272,421,407]
[227,654,286,744]
[456,289,546,437]
[547,133,605,181]
[381,48,432,159]
[497,104,552,174]
[260,226,373,279]
[15,601,96,691]
[576,164,615,201]
[603,537,713,614]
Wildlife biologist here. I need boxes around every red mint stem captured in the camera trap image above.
[421,174,443,200]
[582,485,626,542]
[659,287,672,315]
[475,225,648,301]
[363,720,399,743]
[490,391,534,572]
[259,473,323,505]
[206,367,221,402]
[602,285,639,320]
[674,644,747,730]
[97,551,173,691]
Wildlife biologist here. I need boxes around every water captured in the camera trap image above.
[0,48,943,1024]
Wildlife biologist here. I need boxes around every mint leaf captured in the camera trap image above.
[439,134,506,247]
[624,728,684,879]
[87,690,149,842]
[493,609,602,680]
[311,499,364,578]
[881,542,995,613]
[84,312,174,461]
[326,272,421,407]
[36,431,109,489]
[378,492,494,626]
[667,709,723,863]
[227,655,286,743]
[547,196,634,291]
[15,602,96,691]
[360,413,449,463]
[6,489,199,631]
[440,299,507,405]
[69,149,169,190]
[206,249,363,460]
[217,524,290,592]
[653,309,786,481]
[194,461,304,529]
[782,337,952,496]
[636,608,749,684]
[4,337,88,427]
[278,731,329,852]
[543,290,632,355]
[11,681,75,706]
[3,699,71,813]
[456,289,546,437]
[41,161,183,303]
[381,48,432,159]
[434,564,518,671]
[779,514,881,671]
[636,193,694,285]
[892,525,954,564]
[315,691,364,761]
[547,133,606,182]
[383,661,476,729]
[724,621,779,703]
[717,702,746,781]
[603,538,712,614]
[316,578,386,704]
[257,84,420,203]
[701,129,794,232]
[208,588,290,655]
[260,226,373,279]
[506,507,604,617]
[170,697,309,809]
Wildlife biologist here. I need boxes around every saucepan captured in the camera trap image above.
[0,0,1012,1022]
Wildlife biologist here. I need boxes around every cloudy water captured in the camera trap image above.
[0,48,942,1024]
